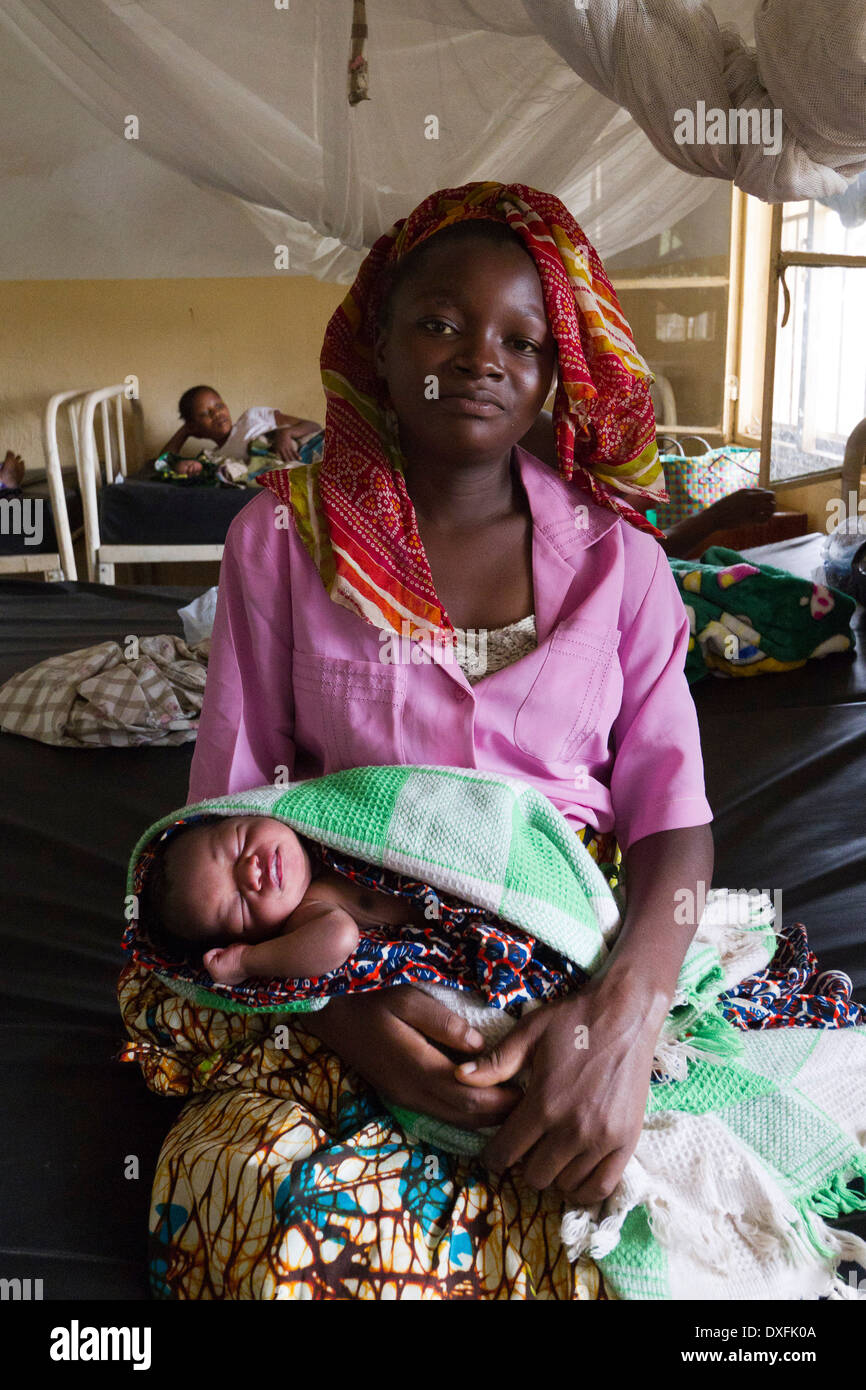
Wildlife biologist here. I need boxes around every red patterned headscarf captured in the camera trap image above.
[260,181,667,635]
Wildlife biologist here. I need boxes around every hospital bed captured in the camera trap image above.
[0,380,254,585]
[0,390,87,582]
[77,382,255,583]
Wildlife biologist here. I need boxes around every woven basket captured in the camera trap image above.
[655,440,761,527]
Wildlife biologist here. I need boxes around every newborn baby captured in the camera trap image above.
[147,815,429,985]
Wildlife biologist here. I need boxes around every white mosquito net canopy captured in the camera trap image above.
[1,0,864,280]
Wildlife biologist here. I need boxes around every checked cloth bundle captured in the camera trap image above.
[123,764,866,1301]
[0,635,209,747]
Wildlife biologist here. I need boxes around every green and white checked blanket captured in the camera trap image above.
[128,764,866,1301]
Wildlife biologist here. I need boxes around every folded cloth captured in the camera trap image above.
[0,634,209,747]
[120,764,866,1300]
[177,587,218,646]
[670,545,857,682]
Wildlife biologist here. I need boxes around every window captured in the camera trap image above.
[731,180,866,485]
[605,183,733,445]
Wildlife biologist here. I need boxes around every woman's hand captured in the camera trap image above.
[456,973,667,1203]
[271,413,322,463]
[302,985,522,1129]
[0,451,25,488]
[271,426,302,463]
[708,487,776,530]
[662,488,776,557]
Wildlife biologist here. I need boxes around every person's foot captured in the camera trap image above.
[0,451,25,488]
[708,487,776,530]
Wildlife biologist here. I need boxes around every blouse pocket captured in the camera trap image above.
[292,650,407,770]
[512,619,621,764]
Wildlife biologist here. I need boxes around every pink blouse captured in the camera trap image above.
[189,447,712,852]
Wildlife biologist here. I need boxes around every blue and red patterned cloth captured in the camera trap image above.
[310,843,584,1012]
[313,846,864,1031]
[718,921,863,1030]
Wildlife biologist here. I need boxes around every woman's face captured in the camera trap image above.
[186,389,232,443]
[375,235,556,471]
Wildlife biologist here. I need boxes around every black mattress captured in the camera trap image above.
[0,581,196,1299]
[98,472,257,545]
[1,534,864,1299]
[0,476,83,557]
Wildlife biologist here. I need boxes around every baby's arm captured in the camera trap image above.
[203,902,359,986]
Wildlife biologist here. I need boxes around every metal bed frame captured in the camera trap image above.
[78,382,224,583]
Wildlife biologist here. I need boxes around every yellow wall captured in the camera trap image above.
[2,274,861,539]
[0,276,346,471]
[773,475,864,535]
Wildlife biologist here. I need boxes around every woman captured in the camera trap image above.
[157,385,322,475]
[153,182,717,1298]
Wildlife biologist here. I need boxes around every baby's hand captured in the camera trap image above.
[203,943,249,985]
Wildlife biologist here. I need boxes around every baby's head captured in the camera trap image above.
[178,386,233,444]
[141,815,313,959]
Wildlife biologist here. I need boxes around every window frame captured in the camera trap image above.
[607,186,735,444]
[730,194,866,488]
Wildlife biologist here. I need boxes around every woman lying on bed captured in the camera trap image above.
[155,385,322,480]
[119,181,863,1300]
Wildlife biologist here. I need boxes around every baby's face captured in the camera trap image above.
[166,816,311,944]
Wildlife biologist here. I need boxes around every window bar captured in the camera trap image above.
[759,204,784,489]
[722,187,746,443]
